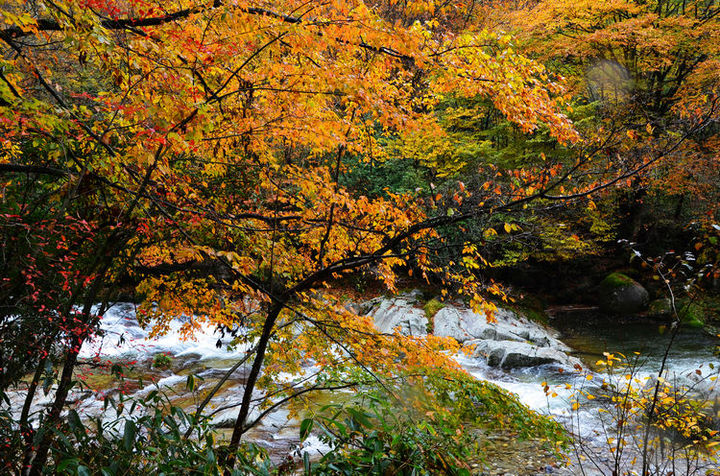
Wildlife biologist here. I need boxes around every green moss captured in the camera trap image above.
[423,298,445,333]
[309,373,567,476]
[509,295,549,324]
[648,298,672,317]
[600,272,635,291]
[423,298,445,318]
[678,301,705,328]
[426,372,568,443]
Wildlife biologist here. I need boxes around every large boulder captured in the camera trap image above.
[365,293,581,370]
[598,272,649,315]
[433,306,570,351]
[432,307,502,343]
[369,297,428,336]
[468,340,581,369]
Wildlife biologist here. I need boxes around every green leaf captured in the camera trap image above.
[300,418,314,440]
[56,458,79,472]
[347,407,372,428]
[67,409,84,433]
[303,452,311,474]
[123,420,136,452]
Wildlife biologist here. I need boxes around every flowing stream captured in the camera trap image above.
[9,303,720,471]
[481,310,720,417]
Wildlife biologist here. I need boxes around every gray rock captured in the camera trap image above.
[369,298,428,336]
[403,289,425,303]
[433,306,570,350]
[470,340,581,369]
[599,273,649,314]
[355,297,382,316]
[365,292,581,370]
[198,366,249,381]
[433,307,500,343]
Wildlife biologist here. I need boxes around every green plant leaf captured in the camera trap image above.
[123,420,136,452]
[300,418,314,440]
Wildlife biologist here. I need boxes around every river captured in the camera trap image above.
[8,302,720,474]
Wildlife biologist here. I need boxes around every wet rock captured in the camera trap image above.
[433,307,570,351]
[197,366,249,382]
[433,307,500,343]
[598,272,649,315]
[470,340,581,369]
[174,352,203,370]
[365,292,580,369]
[648,298,673,319]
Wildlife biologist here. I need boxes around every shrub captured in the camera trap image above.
[553,352,720,475]
[48,390,274,476]
[152,353,173,369]
[302,374,566,475]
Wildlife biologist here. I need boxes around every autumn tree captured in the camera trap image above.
[501,0,720,248]
[0,0,607,472]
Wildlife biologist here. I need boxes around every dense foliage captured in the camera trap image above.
[1,0,719,474]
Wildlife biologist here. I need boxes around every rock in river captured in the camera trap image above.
[598,272,649,315]
[467,340,581,369]
[367,293,580,370]
[369,295,429,336]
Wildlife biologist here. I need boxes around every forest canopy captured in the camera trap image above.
[1,0,719,474]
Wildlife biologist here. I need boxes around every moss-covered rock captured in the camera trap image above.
[678,301,705,328]
[601,272,635,289]
[423,298,445,334]
[648,298,673,319]
[598,272,649,315]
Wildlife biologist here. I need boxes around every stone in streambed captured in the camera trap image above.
[648,298,673,319]
[365,292,581,370]
[369,296,428,336]
[432,307,512,343]
[598,272,649,315]
[432,306,571,351]
[468,340,581,369]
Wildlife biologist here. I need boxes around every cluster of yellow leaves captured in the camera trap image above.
[547,352,720,461]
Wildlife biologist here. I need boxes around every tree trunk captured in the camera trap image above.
[20,355,48,470]
[26,337,82,476]
[224,303,283,469]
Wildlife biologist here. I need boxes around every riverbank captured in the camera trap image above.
[4,291,720,475]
